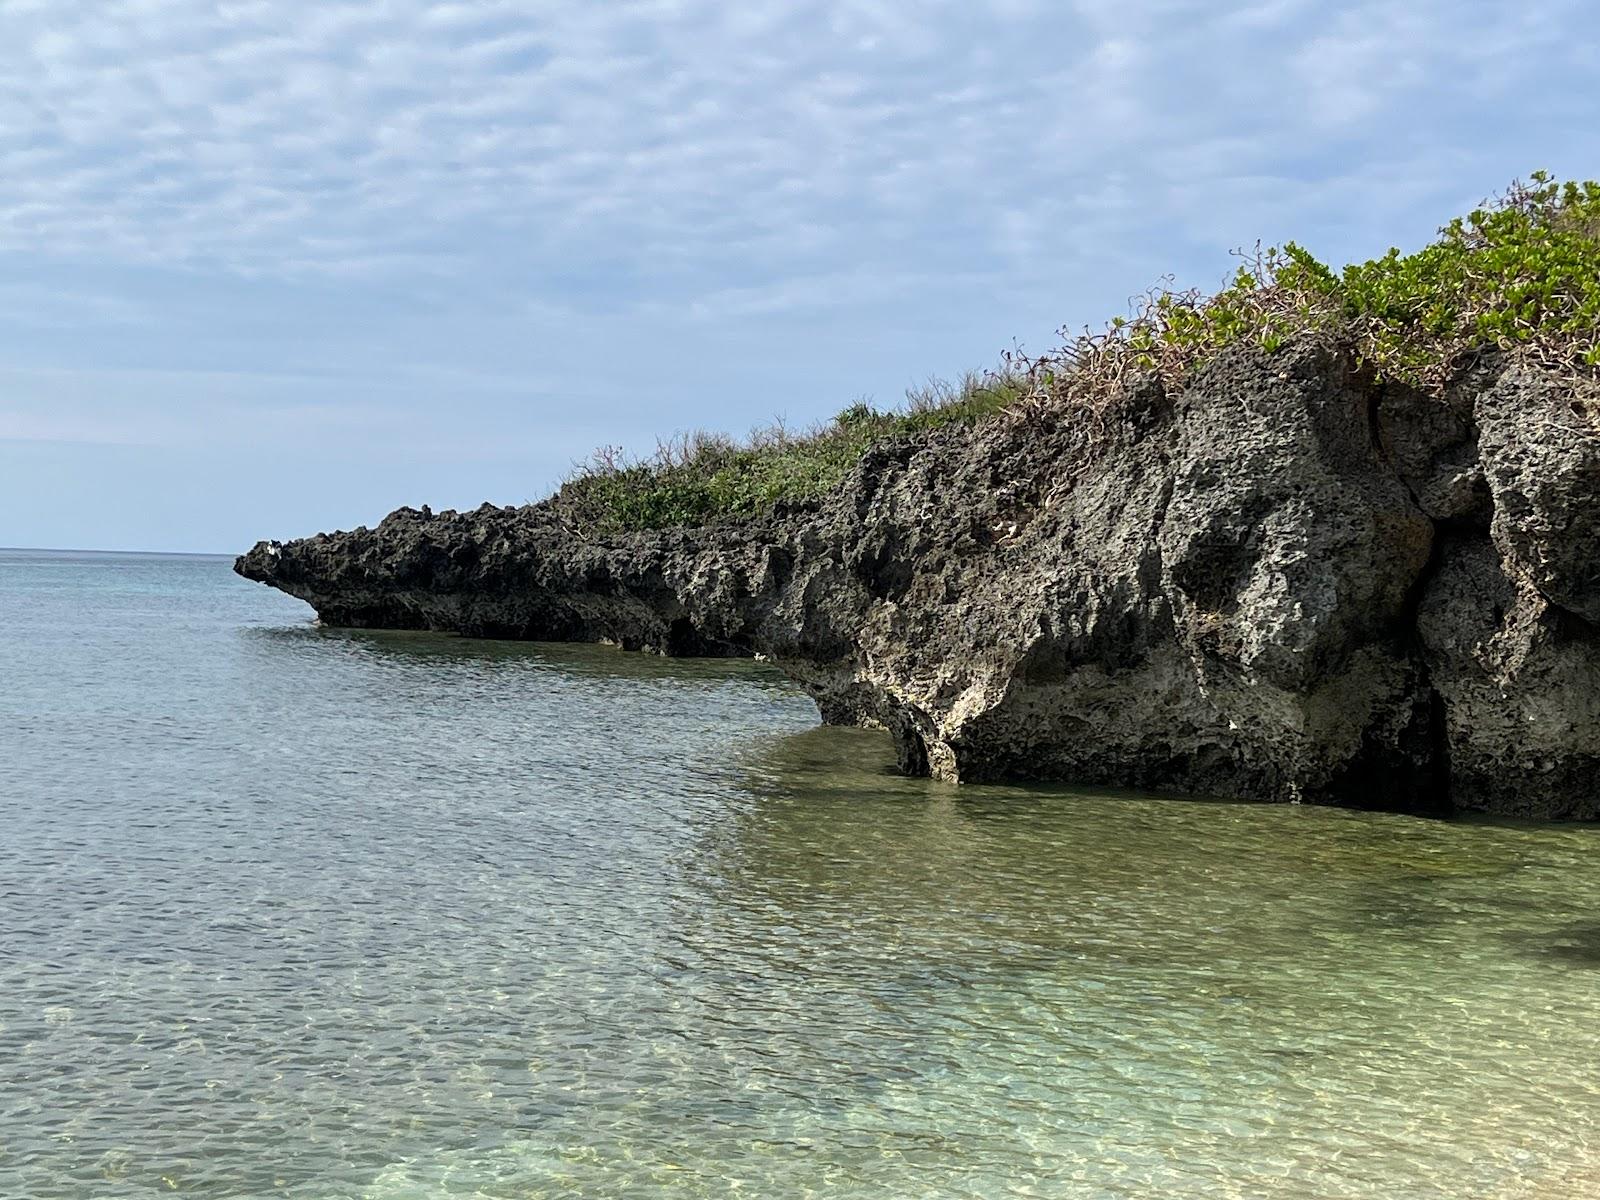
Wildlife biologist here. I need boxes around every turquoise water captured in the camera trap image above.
[3,548,1600,1199]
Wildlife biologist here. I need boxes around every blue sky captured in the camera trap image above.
[1,0,1596,553]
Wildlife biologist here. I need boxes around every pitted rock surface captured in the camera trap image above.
[238,338,1600,818]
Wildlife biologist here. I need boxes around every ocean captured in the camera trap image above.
[3,547,1599,1198]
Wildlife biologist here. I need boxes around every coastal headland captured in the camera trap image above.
[238,178,1600,819]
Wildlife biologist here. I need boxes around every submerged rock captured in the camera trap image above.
[237,338,1600,819]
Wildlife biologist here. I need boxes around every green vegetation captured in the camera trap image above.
[555,373,1025,531]
[566,174,1600,532]
[1025,171,1600,410]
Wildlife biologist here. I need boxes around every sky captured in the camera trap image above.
[1,0,1596,553]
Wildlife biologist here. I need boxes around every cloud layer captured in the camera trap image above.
[5,0,1590,286]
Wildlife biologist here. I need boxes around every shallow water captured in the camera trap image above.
[3,547,1599,1199]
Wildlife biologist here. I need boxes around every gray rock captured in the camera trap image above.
[1477,367,1600,623]
[1418,538,1600,819]
[236,337,1600,818]
[1375,374,1488,522]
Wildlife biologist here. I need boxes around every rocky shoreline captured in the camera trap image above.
[237,338,1600,819]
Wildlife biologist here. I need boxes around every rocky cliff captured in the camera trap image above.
[237,338,1600,819]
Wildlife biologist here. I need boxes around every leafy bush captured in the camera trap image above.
[566,174,1600,532]
[1343,174,1600,383]
[1017,172,1600,412]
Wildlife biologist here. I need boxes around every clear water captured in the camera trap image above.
[4,548,1600,1199]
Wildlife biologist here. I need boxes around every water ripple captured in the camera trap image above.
[3,551,1599,1198]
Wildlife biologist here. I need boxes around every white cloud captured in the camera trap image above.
[0,0,1580,293]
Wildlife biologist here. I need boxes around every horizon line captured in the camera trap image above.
[0,545,235,558]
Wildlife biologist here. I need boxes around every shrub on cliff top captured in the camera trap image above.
[567,173,1600,532]
[1017,172,1600,417]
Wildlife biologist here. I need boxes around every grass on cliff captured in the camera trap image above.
[564,173,1600,532]
[554,372,1026,531]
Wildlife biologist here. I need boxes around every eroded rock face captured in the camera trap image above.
[1477,367,1600,624]
[1413,368,1600,818]
[236,338,1600,818]
[1418,539,1600,819]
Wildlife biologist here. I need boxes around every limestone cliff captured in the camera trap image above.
[237,338,1600,819]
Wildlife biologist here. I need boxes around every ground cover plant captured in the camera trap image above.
[555,373,1025,531]
[563,173,1600,532]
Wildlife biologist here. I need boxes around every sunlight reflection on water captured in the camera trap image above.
[3,550,1599,1199]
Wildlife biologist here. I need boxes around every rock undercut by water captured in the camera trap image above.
[237,338,1600,819]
